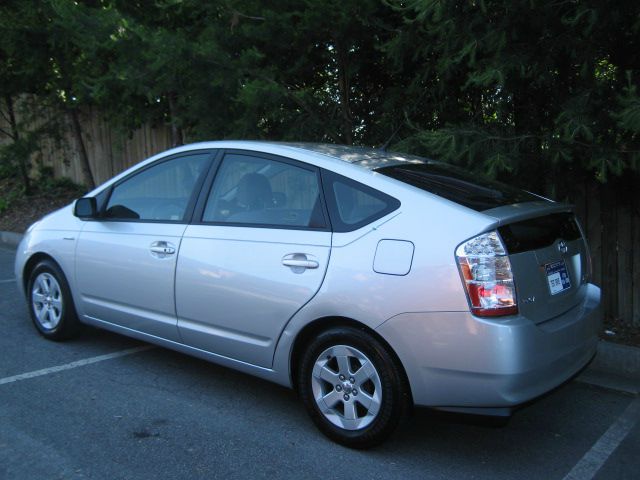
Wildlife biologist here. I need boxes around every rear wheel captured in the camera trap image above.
[297,326,410,448]
[27,259,82,340]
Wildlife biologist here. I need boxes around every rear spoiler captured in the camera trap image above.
[482,201,574,226]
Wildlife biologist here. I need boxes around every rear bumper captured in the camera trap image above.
[376,284,602,409]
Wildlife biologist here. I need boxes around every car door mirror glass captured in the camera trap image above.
[74,197,97,218]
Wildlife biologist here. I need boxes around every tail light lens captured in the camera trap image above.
[455,231,518,317]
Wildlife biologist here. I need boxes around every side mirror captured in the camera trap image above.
[74,197,97,219]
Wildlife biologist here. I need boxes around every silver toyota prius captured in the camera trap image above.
[15,141,602,447]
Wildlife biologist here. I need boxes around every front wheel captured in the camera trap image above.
[27,259,82,341]
[297,326,410,448]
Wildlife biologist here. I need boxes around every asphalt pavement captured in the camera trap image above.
[1,245,638,480]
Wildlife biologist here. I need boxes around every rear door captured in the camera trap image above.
[175,151,331,368]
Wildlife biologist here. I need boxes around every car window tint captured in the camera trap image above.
[333,181,387,225]
[203,154,324,228]
[105,153,210,221]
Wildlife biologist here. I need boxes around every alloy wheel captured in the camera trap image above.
[311,344,382,430]
[31,272,63,330]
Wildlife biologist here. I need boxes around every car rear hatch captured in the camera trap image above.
[485,204,590,324]
[376,161,591,324]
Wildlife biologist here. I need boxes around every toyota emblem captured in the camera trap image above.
[557,240,568,254]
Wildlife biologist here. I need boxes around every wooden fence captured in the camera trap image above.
[35,107,174,185]
[2,106,639,326]
[571,176,640,327]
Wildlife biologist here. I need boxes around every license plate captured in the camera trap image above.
[546,260,571,295]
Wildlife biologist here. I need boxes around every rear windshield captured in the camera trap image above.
[498,213,582,254]
[376,163,540,211]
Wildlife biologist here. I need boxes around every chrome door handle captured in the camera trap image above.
[282,259,319,269]
[282,253,319,270]
[150,241,176,256]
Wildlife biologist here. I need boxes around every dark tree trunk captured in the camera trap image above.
[68,107,95,189]
[168,92,184,147]
[335,40,354,145]
[5,94,32,195]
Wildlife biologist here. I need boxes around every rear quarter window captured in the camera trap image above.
[322,170,400,232]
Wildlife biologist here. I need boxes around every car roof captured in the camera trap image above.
[178,141,431,170]
[273,143,429,170]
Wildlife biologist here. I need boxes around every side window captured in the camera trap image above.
[322,171,400,232]
[104,153,210,221]
[202,153,325,228]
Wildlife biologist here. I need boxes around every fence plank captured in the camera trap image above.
[586,180,602,287]
[601,184,618,321]
[617,199,633,324]
[572,179,587,234]
[633,191,640,326]
[26,106,173,186]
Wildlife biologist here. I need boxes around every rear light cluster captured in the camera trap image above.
[455,231,518,317]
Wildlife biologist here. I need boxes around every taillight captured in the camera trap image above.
[455,231,518,317]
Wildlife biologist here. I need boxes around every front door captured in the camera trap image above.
[75,152,212,340]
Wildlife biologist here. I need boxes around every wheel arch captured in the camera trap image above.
[22,252,63,294]
[23,250,83,340]
[289,316,413,404]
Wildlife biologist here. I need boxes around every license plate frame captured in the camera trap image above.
[545,260,571,295]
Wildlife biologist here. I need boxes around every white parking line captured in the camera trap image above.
[0,345,155,386]
[0,278,16,283]
[563,396,640,480]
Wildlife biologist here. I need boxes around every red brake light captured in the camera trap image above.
[456,231,518,317]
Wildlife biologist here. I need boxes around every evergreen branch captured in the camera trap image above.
[230,9,265,21]
[381,81,432,148]
[0,106,11,126]
[444,129,539,143]
[255,74,342,144]
[285,90,342,144]
[0,126,14,138]
[444,128,640,154]
[567,139,640,154]
[549,0,577,8]
[380,122,403,151]
[228,7,265,31]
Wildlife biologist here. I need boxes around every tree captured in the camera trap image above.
[383,0,640,194]
[216,0,405,145]
[0,1,56,193]
[2,0,639,193]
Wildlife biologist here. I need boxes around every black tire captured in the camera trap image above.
[297,326,411,448]
[26,259,82,341]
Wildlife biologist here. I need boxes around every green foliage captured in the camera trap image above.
[34,165,84,194]
[381,0,640,189]
[1,0,639,192]
[615,74,640,133]
[0,192,18,215]
[0,132,39,177]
